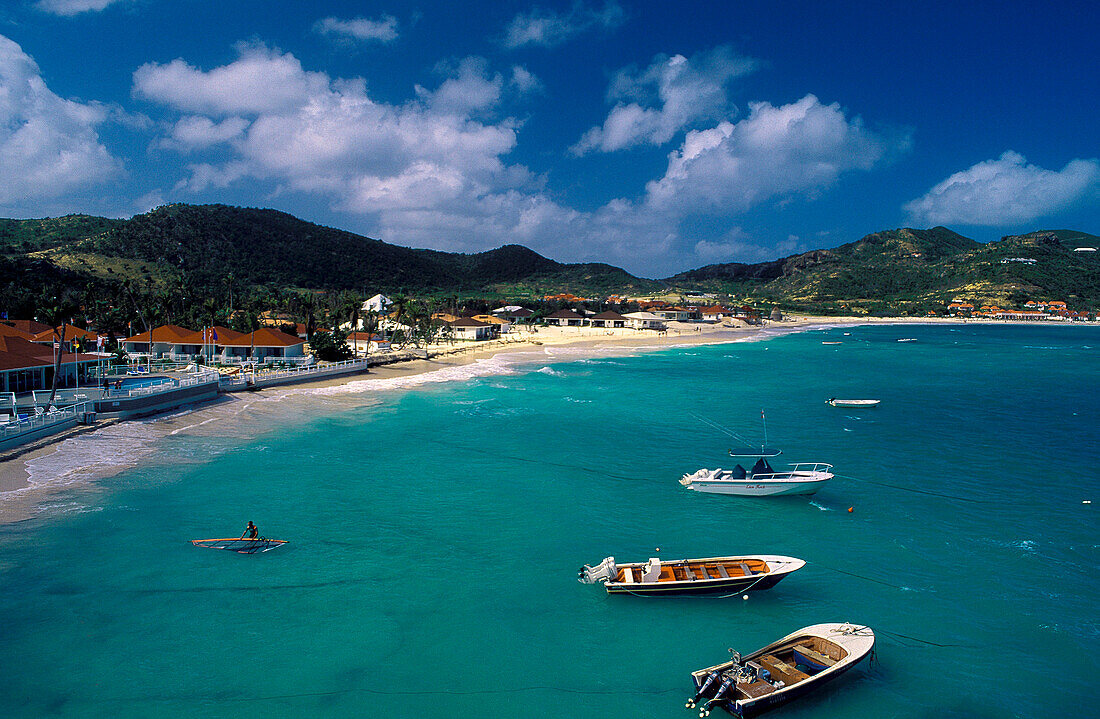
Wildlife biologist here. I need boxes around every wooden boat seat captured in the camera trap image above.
[740,562,754,576]
[759,654,809,685]
[795,645,837,667]
[716,565,730,578]
[621,567,635,583]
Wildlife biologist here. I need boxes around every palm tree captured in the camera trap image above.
[38,293,80,410]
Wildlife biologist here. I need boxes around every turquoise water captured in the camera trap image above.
[1,324,1097,718]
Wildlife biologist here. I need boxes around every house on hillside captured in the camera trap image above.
[361,294,393,313]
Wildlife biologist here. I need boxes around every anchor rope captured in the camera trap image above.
[834,472,987,503]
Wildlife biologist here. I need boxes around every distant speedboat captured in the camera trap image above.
[579,555,805,596]
[821,341,842,345]
[897,338,917,342]
[826,398,880,408]
[191,538,288,554]
[686,623,876,717]
[681,456,833,497]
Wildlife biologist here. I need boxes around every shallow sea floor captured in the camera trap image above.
[0,323,1097,718]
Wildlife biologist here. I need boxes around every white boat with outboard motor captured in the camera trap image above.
[826,398,880,408]
[681,451,833,497]
[579,555,805,596]
[686,622,875,717]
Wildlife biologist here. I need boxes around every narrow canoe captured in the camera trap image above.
[191,538,288,554]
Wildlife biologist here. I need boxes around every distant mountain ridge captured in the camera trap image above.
[666,227,1100,311]
[0,204,1096,311]
[3,203,657,296]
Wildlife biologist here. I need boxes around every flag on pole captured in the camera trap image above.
[211,327,218,341]
[97,335,104,351]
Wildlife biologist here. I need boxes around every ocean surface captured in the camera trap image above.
[1,323,1097,719]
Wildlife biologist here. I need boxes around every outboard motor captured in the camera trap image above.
[699,675,734,717]
[685,671,720,709]
[578,557,617,584]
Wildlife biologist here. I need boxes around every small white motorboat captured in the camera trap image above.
[681,456,833,497]
[579,555,805,596]
[897,338,917,342]
[821,341,842,345]
[686,622,875,717]
[826,398,880,408]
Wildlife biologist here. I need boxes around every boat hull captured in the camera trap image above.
[606,572,788,596]
[682,477,830,496]
[594,555,805,596]
[732,657,862,717]
[690,623,875,718]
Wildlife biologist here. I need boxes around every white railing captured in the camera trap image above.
[0,401,90,443]
[221,358,368,390]
[752,463,834,479]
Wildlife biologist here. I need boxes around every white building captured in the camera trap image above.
[361,294,394,313]
[622,312,666,330]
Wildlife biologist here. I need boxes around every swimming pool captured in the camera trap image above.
[118,376,174,390]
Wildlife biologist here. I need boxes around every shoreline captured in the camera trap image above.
[0,315,1092,524]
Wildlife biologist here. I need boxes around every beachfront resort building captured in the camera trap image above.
[30,324,100,353]
[589,310,628,328]
[544,309,585,327]
[622,312,666,330]
[346,332,391,354]
[447,317,493,341]
[121,325,305,363]
[121,325,193,356]
[492,306,534,324]
[0,335,99,394]
[472,315,511,334]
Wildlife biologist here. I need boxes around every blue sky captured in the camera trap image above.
[1,0,1097,276]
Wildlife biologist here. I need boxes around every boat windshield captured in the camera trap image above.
[750,458,774,474]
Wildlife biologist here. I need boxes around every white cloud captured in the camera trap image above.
[643,94,904,213]
[0,35,122,206]
[509,65,542,95]
[573,46,757,154]
[313,15,399,44]
[133,43,331,116]
[159,115,249,151]
[34,0,129,16]
[136,44,905,275]
[502,1,624,49]
[904,151,1100,225]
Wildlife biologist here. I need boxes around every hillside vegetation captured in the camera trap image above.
[666,227,1100,313]
[8,203,658,298]
[0,204,1096,322]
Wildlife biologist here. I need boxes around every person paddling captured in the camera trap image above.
[242,521,259,539]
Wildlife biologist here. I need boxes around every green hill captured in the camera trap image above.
[1,204,1095,320]
[10,203,658,297]
[665,227,1100,313]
